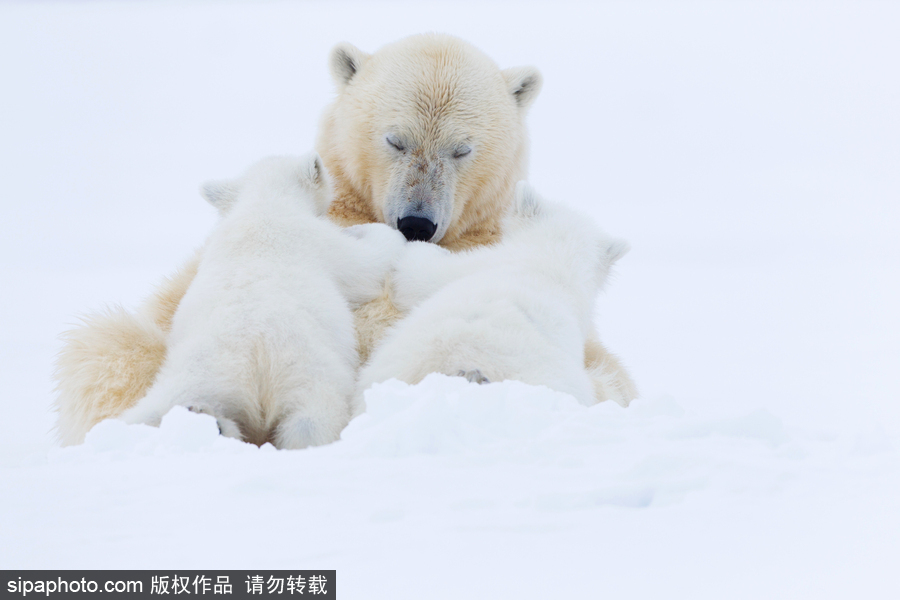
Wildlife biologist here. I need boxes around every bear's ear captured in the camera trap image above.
[513,180,542,218]
[502,66,543,111]
[200,180,240,214]
[329,42,370,88]
[604,239,631,266]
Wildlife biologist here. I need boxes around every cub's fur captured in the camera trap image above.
[356,182,629,414]
[119,154,405,448]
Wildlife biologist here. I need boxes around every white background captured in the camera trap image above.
[1,2,898,598]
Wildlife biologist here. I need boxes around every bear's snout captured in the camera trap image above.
[398,216,437,242]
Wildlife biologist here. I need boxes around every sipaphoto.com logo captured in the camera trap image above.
[5,575,141,596]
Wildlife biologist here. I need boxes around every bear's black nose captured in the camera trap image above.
[397,216,437,242]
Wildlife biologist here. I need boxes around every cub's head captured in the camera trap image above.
[200,152,332,216]
[508,181,630,283]
[318,33,542,247]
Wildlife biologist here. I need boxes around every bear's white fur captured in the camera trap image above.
[354,182,629,415]
[53,34,636,446]
[119,154,406,448]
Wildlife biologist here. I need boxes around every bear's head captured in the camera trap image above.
[317,33,542,249]
[200,153,332,217]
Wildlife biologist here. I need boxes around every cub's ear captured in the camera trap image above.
[329,42,370,88]
[298,152,326,188]
[502,66,543,110]
[298,151,332,215]
[513,180,542,218]
[604,239,631,265]
[200,180,240,214]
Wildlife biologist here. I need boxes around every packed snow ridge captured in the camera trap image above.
[51,374,892,511]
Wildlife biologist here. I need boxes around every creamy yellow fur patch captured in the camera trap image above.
[54,307,167,446]
[584,335,638,406]
[142,250,201,332]
[53,253,199,445]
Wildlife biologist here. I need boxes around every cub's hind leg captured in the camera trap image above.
[271,384,351,450]
[185,403,243,440]
[457,369,491,384]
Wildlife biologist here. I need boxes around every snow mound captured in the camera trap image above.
[49,406,266,463]
[333,374,812,504]
[339,374,789,459]
[339,374,589,456]
[46,374,895,511]
[53,374,801,471]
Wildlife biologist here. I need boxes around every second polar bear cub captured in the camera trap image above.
[355,182,629,415]
[120,154,406,448]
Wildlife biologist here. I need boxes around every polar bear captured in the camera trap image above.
[54,34,636,445]
[354,182,629,414]
[119,154,406,449]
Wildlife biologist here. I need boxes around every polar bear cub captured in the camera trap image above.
[119,154,406,448]
[354,181,629,415]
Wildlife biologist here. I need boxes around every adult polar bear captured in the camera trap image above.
[54,33,636,445]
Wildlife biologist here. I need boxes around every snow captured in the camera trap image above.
[4,376,898,596]
[1,1,899,598]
